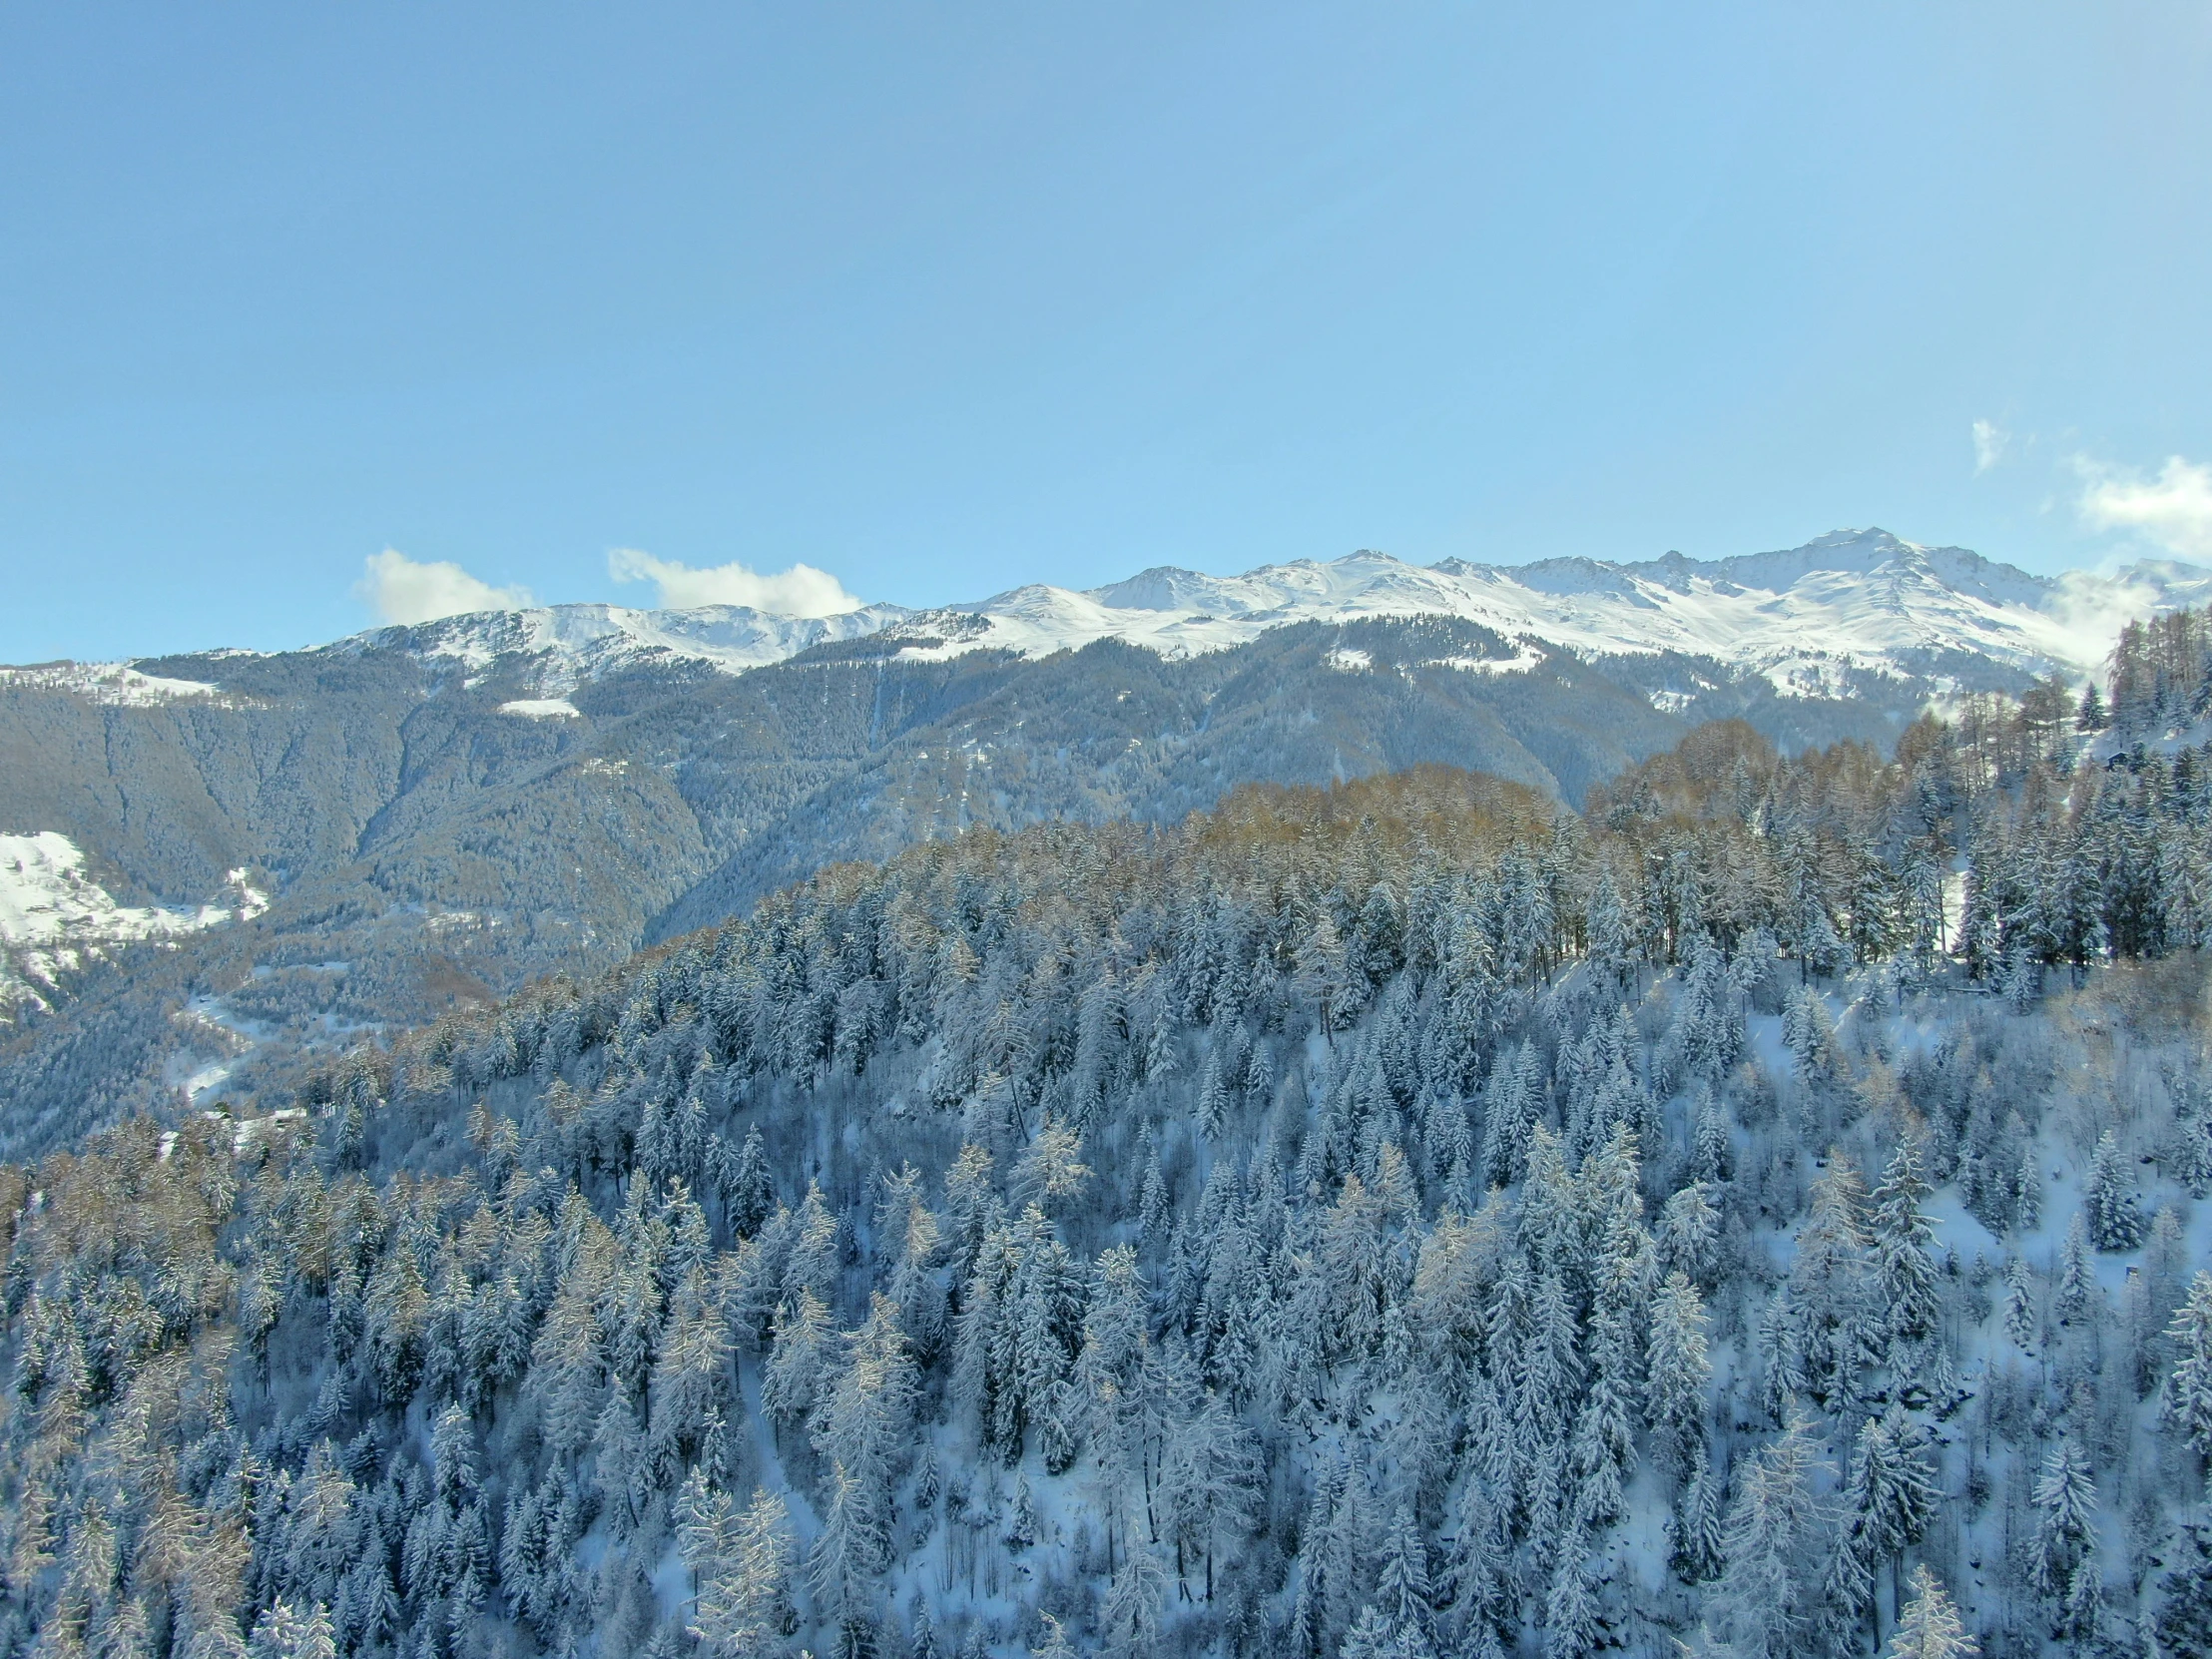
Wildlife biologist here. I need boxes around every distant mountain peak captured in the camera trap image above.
[271,529,2212,702]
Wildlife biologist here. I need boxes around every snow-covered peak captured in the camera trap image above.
[25,530,2206,703]
[932,531,2212,692]
[314,532,2212,696]
[336,600,915,690]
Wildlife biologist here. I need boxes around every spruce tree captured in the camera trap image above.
[2085,1129,2144,1251]
[1647,1270,1712,1484]
[2031,1436,2100,1632]
[2164,1271,2212,1462]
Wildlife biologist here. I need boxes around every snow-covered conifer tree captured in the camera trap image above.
[2164,1271,2212,1463]
[1711,1414,1834,1659]
[2001,1259,2036,1351]
[1870,1136,1941,1375]
[1884,1565,1976,1659]
[2086,1129,2144,1251]
[2055,1212,2096,1325]
[1646,1271,1711,1483]
[2031,1436,2100,1637]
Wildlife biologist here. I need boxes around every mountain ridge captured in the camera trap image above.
[296,528,2212,701]
[23,528,2207,705]
[2,526,2205,1158]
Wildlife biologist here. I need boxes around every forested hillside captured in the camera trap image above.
[4,700,2212,1659]
[1,569,2087,1160]
[0,616,1739,1154]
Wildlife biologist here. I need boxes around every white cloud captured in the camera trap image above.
[356,550,534,625]
[606,548,864,617]
[2076,454,2212,560]
[1971,419,2007,475]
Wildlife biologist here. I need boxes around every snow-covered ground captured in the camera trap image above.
[0,831,265,1011]
[0,661,241,706]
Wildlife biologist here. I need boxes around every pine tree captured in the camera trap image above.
[1541,1520,1600,1659]
[1028,1611,1077,1659]
[762,1288,832,1431]
[1336,1606,1400,1659]
[2012,1141,2042,1232]
[1657,1183,1720,1286]
[1441,1473,1514,1634]
[1198,1049,1232,1141]
[1480,1041,1540,1188]
[1781,984,1840,1088]
[812,1294,917,1574]
[1005,1474,1037,1552]
[1375,1503,1433,1639]
[2076,681,2107,733]
[2154,1508,2212,1655]
[1713,1413,1833,1659]
[1789,1160,1877,1407]
[1693,1085,1732,1183]
[1160,1388,1260,1601]
[812,1460,887,1651]
[685,1486,796,1659]
[1100,1542,1167,1658]
[1670,1441,1726,1584]
[726,1126,775,1240]
[908,1595,939,1659]
[1586,869,1633,988]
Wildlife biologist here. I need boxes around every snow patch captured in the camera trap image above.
[0,662,240,707]
[1430,646,1544,676]
[0,833,262,1012]
[498,698,581,719]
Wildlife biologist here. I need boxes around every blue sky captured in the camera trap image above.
[5,3,2212,661]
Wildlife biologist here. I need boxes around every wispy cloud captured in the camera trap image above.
[1971,419,2007,475]
[355,550,534,624]
[607,549,863,617]
[2076,454,2212,560]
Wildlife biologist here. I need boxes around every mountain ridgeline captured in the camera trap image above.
[6,701,2212,1659]
[14,525,2212,1158]
[0,612,1908,1157]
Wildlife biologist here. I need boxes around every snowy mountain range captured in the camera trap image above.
[339,528,2212,702]
[5,524,2209,1153]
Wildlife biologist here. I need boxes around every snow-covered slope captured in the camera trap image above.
[0,662,239,707]
[948,529,2212,695]
[318,529,2212,700]
[340,600,913,691]
[0,831,265,1014]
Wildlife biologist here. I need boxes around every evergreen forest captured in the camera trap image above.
[7,616,2212,1659]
